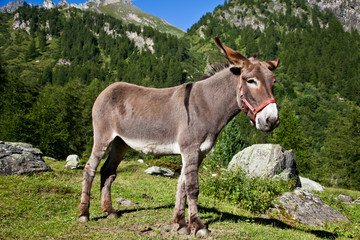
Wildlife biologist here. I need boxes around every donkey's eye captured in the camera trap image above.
[247,79,257,85]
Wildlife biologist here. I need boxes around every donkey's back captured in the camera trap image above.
[92,81,189,156]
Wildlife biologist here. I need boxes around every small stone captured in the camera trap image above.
[138,159,144,163]
[337,194,352,203]
[115,197,134,206]
[177,227,190,235]
[65,154,80,169]
[196,228,210,238]
[144,166,174,177]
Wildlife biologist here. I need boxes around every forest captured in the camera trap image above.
[0,0,359,190]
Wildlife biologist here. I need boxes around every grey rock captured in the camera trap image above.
[337,194,352,203]
[144,166,174,177]
[137,159,144,164]
[299,176,325,192]
[274,189,350,226]
[228,144,299,183]
[0,141,51,175]
[65,154,80,169]
[307,0,360,32]
[353,197,360,204]
[115,197,134,206]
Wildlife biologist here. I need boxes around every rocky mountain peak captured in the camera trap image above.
[306,0,360,32]
[0,1,29,13]
[42,0,56,9]
[58,0,69,7]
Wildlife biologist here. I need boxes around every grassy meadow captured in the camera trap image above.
[0,158,359,239]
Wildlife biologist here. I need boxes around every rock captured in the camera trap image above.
[115,197,134,206]
[43,156,57,161]
[137,159,144,164]
[273,189,350,226]
[228,144,299,183]
[65,154,80,169]
[353,197,360,204]
[299,176,324,192]
[337,194,352,203]
[0,141,51,175]
[144,166,174,177]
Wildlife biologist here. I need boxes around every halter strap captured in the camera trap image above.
[239,74,276,122]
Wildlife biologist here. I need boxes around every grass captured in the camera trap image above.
[0,158,359,239]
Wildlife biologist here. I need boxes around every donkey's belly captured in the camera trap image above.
[121,136,181,156]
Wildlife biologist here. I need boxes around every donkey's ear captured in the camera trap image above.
[214,36,248,68]
[264,58,280,71]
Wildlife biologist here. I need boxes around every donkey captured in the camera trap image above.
[78,37,280,237]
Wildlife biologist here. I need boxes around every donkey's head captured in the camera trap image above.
[214,37,280,132]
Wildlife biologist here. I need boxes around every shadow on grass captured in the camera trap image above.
[199,205,337,239]
[91,203,336,239]
[91,204,175,221]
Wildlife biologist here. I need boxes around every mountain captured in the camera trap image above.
[0,1,29,12]
[0,0,185,37]
[95,0,185,37]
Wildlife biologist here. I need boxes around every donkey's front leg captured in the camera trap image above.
[182,149,210,237]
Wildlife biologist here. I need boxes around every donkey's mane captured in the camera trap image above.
[201,62,230,80]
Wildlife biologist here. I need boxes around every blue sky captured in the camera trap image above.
[0,0,225,31]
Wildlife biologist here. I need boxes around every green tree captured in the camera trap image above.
[269,98,312,174]
[322,103,360,190]
[25,38,37,61]
[207,117,245,168]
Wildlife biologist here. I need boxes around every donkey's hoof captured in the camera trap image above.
[196,228,210,238]
[177,226,191,235]
[78,215,89,223]
[107,212,118,219]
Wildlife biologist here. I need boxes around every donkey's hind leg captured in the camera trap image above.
[173,171,190,235]
[100,136,128,218]
[78,135,113,223]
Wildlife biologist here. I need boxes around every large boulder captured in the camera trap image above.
[299,176,325,192]
[228,144,299,183]
[273,189,350,226]
[0,141,51,175]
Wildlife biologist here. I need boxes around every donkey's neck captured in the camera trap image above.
[195,67,241,133]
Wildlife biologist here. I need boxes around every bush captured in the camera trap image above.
[200,168,295,213]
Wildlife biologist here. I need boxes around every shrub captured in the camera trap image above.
[200,168,295,213]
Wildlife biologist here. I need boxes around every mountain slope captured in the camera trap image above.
[0,0,185,37]
[96,0,185,37]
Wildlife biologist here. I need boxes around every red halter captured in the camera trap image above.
[239,75,276,122]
